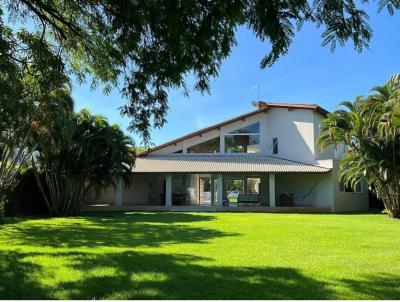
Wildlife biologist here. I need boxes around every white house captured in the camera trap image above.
[90,102,369,212]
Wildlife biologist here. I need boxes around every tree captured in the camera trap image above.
[0,19,68,221]
[33,109,135,216]
[318,74,400,218]
[2,0,399,143]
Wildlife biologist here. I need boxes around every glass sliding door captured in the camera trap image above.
[199,175,212,206]
[225,177,245,204]
[224,175,261,205]
[172,174,198,205]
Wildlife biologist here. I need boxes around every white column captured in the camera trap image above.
[216,174,223,206]
[115,179,122,206]
[219,133,224,154]
[165,174,172,207]
[269,173,276,207]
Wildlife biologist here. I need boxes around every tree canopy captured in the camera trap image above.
[319,74,400,218]
[2,0,399,142]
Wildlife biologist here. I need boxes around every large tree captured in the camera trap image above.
[0,19,68,220]
[319,74,400,218]
[2,0,399,142]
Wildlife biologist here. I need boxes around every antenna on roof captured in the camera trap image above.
[251,85,260,107]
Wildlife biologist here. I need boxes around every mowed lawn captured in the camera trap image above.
[1,212,399,299]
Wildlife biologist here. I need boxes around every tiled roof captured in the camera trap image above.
[132,154,331,173]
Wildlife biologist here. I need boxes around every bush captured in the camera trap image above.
[5,168,49,216]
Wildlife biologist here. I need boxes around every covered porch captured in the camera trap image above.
[87,154,332,211]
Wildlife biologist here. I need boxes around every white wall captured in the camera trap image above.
[275,172,333,208]
[122,174,167,205]
[313,112,335,160]
[265,108,316,163]
[331,161,369,212]
[148,108,325,164]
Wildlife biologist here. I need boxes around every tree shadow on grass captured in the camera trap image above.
[2,212,235,248]
[0,250,333,299]
[79,211,218,223]
[2,250,400,299]
[337,273,400,299]
[0,251,47,299]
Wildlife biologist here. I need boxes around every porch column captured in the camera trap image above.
[269,173,276,207]
[216,174,223,206]
[165,174,172,207]
[115,179,122,206]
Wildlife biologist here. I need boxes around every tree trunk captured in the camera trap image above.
[387,208,399,218]
[0,192,6,223]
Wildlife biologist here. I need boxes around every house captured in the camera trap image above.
[90,101,369,212]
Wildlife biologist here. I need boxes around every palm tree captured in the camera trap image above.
[319,74,400,218]
[33,108,135,216]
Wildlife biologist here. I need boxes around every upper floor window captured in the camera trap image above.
[187,137,220,153]
[272,138,278,154]
[224,123,261,153]
[339,181,362,193]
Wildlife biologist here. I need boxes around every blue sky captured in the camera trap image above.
[72,6,400,147]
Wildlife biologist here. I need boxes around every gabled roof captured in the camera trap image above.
[139,102,329,156]
[132,154,331,173]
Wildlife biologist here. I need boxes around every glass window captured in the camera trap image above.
[225,134,260,153]
[339,181,362,193]
[225,176,261,203]
[187,137,220,153]
[273,138,278,154]
[228,123,260,134]
[224,123,261,153]
[246,177,260,194]
[172,174,198,205]
[225,177,244,203]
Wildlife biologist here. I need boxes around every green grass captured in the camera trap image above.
[1,212,399,299]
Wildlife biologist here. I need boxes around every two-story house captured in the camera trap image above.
[90,102,369,212]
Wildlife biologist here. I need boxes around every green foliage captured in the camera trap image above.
[33,108,135,216]
[2,0,399,142]
[318,74,400,218]
[0,15,68,219]
[5,168,49,217]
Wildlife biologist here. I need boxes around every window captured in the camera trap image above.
[272,138,278,154]
[339,181,362,193]
[173,149,183,153]
[187,137,220,153]
[225,176,261,203]
[224,123,261,153]
[246,177,260,194]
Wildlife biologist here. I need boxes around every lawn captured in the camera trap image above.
[0,212,399,299]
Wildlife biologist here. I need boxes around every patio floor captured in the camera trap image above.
[81,204,331,213]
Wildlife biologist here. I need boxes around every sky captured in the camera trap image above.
[71,5,400,147]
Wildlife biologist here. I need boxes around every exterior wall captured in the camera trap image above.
[88,186,116,205]
[275,172,333,208]
[313,112,335,160]
[266,108,316,163]
[122,174,164,205]
[331,161,369,212]
[148,108,323,163]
